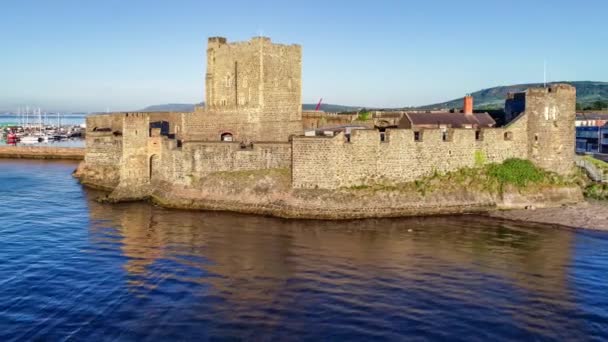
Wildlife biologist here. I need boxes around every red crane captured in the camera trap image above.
[315,98,323,111]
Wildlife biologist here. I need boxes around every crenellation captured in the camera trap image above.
[79,36,577,200]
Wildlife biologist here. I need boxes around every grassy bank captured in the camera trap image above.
[580,156,608,200]
[349,158,574,196]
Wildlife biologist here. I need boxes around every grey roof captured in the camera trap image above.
[405,112,495,128]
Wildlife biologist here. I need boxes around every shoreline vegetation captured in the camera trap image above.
[4,153,604,230]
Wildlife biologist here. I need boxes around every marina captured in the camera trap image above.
[0,110,86,147]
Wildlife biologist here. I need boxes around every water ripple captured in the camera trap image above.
[0,160,607,341]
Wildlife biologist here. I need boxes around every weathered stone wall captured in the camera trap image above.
[302,111,357,130]
[292,110,529,189]
[83,114,125,187]
[157,140,292,187]
[183,109,301,142]
[193,36,302,142]
[120,113,151,188]
[525,85,576,175]
[292,85,575,190]
[86,114,123,132]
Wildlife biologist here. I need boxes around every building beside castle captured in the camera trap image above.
[80,36,576,206]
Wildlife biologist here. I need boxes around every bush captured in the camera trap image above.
[487,158,544,187]
[357,111,371,121]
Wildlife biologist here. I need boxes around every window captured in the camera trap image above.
[220,132,233,142]
[475,130,483,141]
[504,131,513,141]
[442,130,452,142]
[414,131,423,142]
[534,134,539,142]
[225,74,232,88]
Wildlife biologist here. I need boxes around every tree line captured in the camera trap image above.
[577,101,608,111]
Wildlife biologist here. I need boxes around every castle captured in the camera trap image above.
[81,36,576,205]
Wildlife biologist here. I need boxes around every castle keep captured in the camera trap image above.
[81,36,576,206]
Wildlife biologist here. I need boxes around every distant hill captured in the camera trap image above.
[419,81,608,110]
[139,103,361,113]
[302,103,361,112]
[139,103,200,112]
[137,81,608,113]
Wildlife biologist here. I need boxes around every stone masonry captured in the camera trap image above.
[79,36,577,198]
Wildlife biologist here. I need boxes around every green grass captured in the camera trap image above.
[580,156,608,200]
[583,155,608,172]
[356,111,371,121]
[486,158,544,187]
[584,183,608,200]
[346,158,569,196]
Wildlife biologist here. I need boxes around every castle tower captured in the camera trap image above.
[524,84,576,175]
[198,36,302,141]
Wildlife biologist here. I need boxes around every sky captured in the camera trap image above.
[1,0,607,112]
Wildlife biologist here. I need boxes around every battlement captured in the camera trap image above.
[207,36,299,50]
[527,83,576,95]
[80,37,577,197]
[124,112,149,119]
[208,36,227,46]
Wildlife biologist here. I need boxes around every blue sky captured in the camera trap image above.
[1,0,607,112]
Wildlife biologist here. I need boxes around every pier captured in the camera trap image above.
[0,146,84,160]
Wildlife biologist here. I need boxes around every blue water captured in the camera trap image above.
[0,114,86,126]
[0,159,607,341]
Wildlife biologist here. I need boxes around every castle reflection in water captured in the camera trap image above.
[81,185,589,336]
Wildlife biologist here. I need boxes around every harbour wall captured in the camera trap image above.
[0,146,85,160]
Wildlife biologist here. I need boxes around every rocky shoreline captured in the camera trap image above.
[75,164,586,222]
[486,200,608,231]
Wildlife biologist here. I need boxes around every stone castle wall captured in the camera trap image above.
[78,31,576,204]
[182,109,302,142]
[525,85,576,175]
[83,114,124,188]
[155,140,292,187]
[292,84,575,189]
[200,37,302,142]
[81,85,576,194]
[302,111,358,130]
[292,118,528,189]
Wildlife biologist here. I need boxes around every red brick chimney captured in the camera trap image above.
[463,95,473,115]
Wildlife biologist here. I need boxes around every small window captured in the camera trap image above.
[442,130,452,142]
[220,132,233,142]
[380,128,387,142]
[504,131,513,141]
[534,134,539,142]
[225,74,232,88]
[414,131,423,142]
[475,130,483,141]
